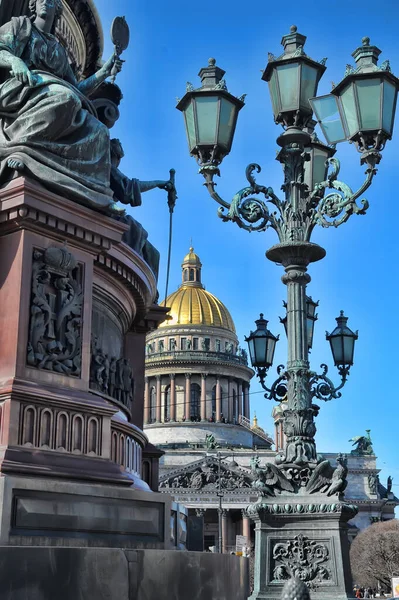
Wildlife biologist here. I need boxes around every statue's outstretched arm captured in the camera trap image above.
[139,180,171,193]
[78,54,123,97]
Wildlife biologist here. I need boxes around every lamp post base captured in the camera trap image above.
[248,496,357,600]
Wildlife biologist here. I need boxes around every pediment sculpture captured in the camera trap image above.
[159,458,253,492]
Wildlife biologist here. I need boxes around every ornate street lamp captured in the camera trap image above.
[262,26,326,129]
[176,58,245,167]
[245,314,280,393]
[177,26,395,599]
[327,310,358,368]
[245,314,279,369]
[309,37,399,155]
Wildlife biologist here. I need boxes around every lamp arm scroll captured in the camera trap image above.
[199,163,281,233]
[257,364,287,402]
[310,155,380,229]
[309,363,349,402]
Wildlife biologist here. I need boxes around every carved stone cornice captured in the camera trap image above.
[247,501,358,521]
[0,177,126,253]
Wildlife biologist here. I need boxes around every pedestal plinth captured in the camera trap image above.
[247,497,357,600]
[0,177,170,547]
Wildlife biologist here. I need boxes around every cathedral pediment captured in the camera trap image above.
[159,456,253,492]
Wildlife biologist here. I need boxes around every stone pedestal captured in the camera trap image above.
[0,177,169,547]
[248,497,357,600]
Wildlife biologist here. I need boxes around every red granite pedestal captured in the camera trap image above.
[0,177,170,548]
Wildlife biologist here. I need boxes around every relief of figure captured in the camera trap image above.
[121,358,133,405]
[108,357,117,397]
[115,358,124,402]
[0,0,123,210]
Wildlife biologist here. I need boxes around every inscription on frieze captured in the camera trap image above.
[27,247,83,376]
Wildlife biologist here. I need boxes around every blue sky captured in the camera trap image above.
[96,0,398,493]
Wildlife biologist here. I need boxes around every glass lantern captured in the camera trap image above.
[262,26,326,128]
[245,314,279,369]
[176,59,244,165]
[310,38,399,150]
[326,311,358,367]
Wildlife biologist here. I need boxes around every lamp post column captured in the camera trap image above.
[185,373,191,421]
[170,373,176,421]
[221,509,228,554]
[201,373,207,421]
[156,375,162,423]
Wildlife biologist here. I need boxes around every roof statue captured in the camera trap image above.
[349,429,374,456]
[0,0,123,210]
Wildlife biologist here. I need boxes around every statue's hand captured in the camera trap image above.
[157,181,172,191]
[102,53,124,79]
[10,58,35,86]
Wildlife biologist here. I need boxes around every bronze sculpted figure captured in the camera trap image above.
[0,0,122,209]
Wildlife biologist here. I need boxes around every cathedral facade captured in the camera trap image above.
[144,248,398,553]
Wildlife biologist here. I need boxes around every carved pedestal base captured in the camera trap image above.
[248,497,357,600]
[0,177,169,546]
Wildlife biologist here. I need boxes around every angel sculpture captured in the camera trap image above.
[306,453,348,496]
[251,461,294,497]
[349,430,374,456]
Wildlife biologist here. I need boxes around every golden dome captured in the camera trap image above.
[160,286,236,331]
[183,247,201,266]
[159,246,236,332]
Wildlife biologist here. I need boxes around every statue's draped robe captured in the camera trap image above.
[0,17,113,209]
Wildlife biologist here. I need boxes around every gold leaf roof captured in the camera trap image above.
[159,246,236,332]
[160,286,236,332]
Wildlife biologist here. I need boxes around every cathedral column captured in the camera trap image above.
[156,375,161,423]
[238,381,243,419]
[200,373,207,421]
[170,373,176,421]
[241,509,251,546]
[216,378,222,422]
[227,378,233,423]
[184,373,191,420]
[144,377,150,425]
[244,384,250,420]
[222,509,229,553]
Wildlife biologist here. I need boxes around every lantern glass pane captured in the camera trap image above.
[184,101,197,150]
[195,96,219,145]
[254,337,267,366]
[312,147,328,187]
[343,335,354,364]
[276,63,300,111]
[330,335,343,364]
[266,337,276,366]
[382,80,396,134]
[309,94,346,144]
[355,78,382,130]
[247,338,255,366]
[269,69,280,115]
[218,98,236,148]
[307,318,314,348]
[300,64,318,108]
[340,83,359,137]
